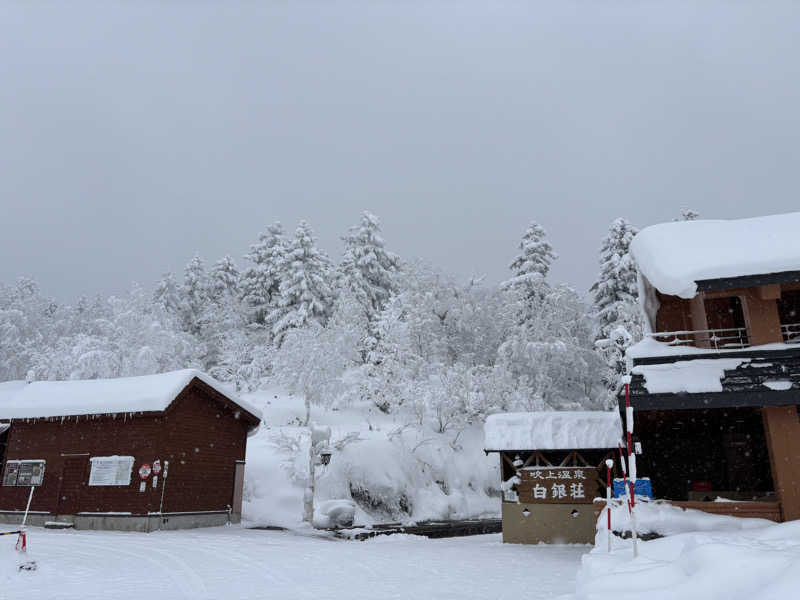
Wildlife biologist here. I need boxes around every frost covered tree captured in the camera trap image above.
[179,255,211,335]
[498,284,605,410]
[590,218,643,398]
[210,325,273,391]
[273,291,366,423]
[240,222,287,326]
[153,272,181,315]
[20,283,200,381]
[269,221,335,346]
[339,212,400,324]
[202,256,249,375]
[208,256,240,303]
[502,222,557,297]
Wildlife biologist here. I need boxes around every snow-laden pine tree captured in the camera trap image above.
[590,218,642,398]
[180,255,210,335]
[204,256,248,375]
[240,222,287,326]
[339,212,399,323]
[208,256,240,303]
[269,221,335,346]
[153,272,181,314]
[502,222,557,297]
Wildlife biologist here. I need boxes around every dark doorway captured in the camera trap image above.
[635,407,773,501]
[56,456,89,515]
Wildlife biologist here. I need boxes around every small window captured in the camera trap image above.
[88,456,134,486]
[3,460,46,486]
[778,290,800,341]
[703,296,749,347]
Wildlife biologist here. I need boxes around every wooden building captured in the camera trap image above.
[625,213,800,522]
[0,370,261,531]
[484,411,621,544]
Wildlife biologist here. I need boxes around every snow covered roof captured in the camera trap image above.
[0,369,261,424]
[484,411,622,451]
[631,212,800,298]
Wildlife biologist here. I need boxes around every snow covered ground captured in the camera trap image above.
[577,501,800,600]
[241,387,500,528]
[579,519,800,600]
[0,527,587,600]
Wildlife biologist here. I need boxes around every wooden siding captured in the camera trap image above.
[0,379,252,516]
[668,500,781,522]
[654,292,694,333]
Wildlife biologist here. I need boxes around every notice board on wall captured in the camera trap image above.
[2,460,46,486]
[89,456,134,486]
[516,466,599,504]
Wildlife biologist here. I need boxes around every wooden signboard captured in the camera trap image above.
[516,466,599,504]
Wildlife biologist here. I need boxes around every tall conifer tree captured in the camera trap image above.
[591,218,642,395]
[339,211,399,322]
[240,222,286,326]
[269,221,335,346]
[503,222,557,297]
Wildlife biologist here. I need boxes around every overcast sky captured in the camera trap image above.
[1,2,799,302]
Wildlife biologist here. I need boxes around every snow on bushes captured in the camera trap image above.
[313,499,356,529]
[241,389,499,528]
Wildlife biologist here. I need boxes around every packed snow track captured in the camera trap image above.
[1,527,587,600]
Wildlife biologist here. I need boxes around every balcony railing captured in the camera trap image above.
[648,323,800,350]
[781,323,800,344]
[647,327,750,350]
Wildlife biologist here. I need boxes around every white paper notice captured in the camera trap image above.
[89,456,134,486]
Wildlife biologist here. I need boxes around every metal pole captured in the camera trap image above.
[304,437,316,524]
[605,459,613,553]
[21,486,34,528]
[158,461,169,530]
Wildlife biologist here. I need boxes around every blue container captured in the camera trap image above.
[613,478,653,499]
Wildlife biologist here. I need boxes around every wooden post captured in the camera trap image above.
[740,291,783,346]
[762,406,800,521]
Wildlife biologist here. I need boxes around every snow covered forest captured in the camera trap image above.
[0,210,677,429]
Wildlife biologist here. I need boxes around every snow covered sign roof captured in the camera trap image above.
[0,369,261,427]
[631,212,800,298]
[483,411,622,451]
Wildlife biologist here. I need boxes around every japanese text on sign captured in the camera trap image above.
[515,467,598,504]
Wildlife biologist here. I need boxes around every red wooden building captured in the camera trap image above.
[0,370,261,531]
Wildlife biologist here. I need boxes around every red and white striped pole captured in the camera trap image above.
[605,459,614,553]
[625,382,639,558]
[617,443,630,513]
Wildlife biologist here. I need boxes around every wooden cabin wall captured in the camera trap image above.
[0,383,250,516]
